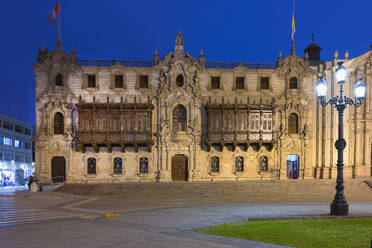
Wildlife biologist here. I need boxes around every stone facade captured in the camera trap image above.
[33,34,372,183]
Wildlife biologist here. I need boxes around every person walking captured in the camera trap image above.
[27,175,33,190]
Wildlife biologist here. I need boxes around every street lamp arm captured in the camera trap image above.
[344,96,362,108]
[320,96,338,107]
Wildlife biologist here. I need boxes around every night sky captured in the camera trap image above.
[2,0,371,127]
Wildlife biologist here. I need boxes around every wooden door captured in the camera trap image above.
[171,155,188,181]
[52,157,66,183]
[287,161,294,179]
[287,160,299,179]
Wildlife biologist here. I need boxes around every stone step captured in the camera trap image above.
[57,179,372,198]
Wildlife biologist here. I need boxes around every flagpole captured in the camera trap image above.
[58,0,61,40]
[291,1,295,55]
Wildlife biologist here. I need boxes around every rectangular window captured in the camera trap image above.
[115,75,124,88]
[235,77,244,89]
[3,121,13,130]
[139,75,148,88]
[15,125,24,133]
[4,154,11,161]
[3,137,12,146]
[25,128,31,135]
[14,140,20,148]
[0,153,2,160]
[87,75,96,88]
[260,77,270,90]
[211,76,220,89]
[0,120,2,128]
[25,142,31,149]
[25,157,31,163]
[15,155,23,162]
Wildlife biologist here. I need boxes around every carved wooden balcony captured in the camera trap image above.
[205,103,274,150]
[76,103,153,152]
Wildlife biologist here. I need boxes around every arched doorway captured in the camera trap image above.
[51,157,66,183]
[286,154,299,179]
[171,154,188,181]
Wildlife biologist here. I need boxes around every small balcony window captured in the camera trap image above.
[211,76,220,89]
[115,75,124,88]
[235,77,244,90]
[87,75,96,88]
[260,77,269,90]
[289,77,298,89]
[55,74,63,86]
[139,75,148,88]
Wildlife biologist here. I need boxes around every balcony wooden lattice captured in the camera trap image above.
[76,103,153,152]
[205,104,274,151]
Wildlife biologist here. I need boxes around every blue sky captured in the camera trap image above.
[1,0,371,126]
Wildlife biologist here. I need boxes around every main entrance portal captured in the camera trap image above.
[171,155,188,181]
[51,157,66,183]
[286,154,299,179]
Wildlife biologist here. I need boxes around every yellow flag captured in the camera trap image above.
[291,3,295,40]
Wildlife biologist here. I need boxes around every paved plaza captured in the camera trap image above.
[1,187,372,248]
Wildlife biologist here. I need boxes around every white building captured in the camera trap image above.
[0,114,34,187]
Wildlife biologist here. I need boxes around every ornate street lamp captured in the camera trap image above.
[316,62,366,216]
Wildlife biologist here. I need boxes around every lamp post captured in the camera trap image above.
[316,62,366,216]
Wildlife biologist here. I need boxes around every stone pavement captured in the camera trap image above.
[1,190,372,248]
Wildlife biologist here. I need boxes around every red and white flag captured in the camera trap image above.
[48,1,59,25]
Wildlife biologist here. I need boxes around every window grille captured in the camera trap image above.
[211,156,220,172]
[87,158,96,174]
[139,157,148,173]
[235,156,244,172]
[113,157,122,174]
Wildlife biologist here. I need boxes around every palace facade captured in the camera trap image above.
[33,33,372,183]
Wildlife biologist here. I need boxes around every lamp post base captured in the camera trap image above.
[330,199,349,216]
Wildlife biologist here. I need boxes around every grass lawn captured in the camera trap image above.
[197,218,372,248]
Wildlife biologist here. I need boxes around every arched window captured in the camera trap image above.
[259,156,268,172]
[289,77,298,89]
[176,74,184,87]
[139,157,148,174]
[113,157,122,174]
[87,158,96,174]
[235,156,244,172]
[211,156,220,172]
[173,105,187,132]
[55,74,63,86]
[54,112,64,135]
[288,113,299,134]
